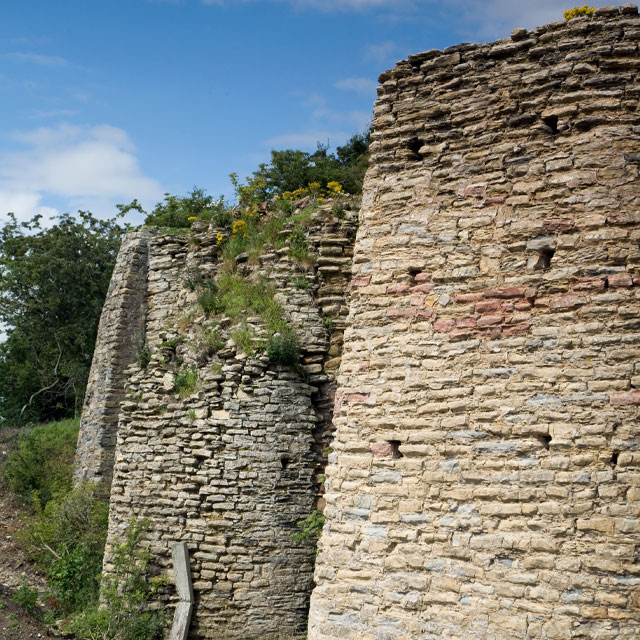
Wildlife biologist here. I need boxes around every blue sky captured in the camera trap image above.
[0,0,591,225]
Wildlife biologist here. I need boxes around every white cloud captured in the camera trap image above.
[0,190,59,223]
[4,52,70,67]
[444,0,562,39]
[363,40,398,63]
[335,77,378,94]
[0,123,163,223]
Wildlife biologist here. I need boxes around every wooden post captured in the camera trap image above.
[170,542,194,640]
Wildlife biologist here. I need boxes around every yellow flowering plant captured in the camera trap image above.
[564,5,595,19]
[232,220,248,238]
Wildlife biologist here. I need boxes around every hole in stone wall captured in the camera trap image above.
[280,456,290,469]
[540,248,555,270]
[543,115,559,134]
[388,440,403,459]
[539,434,552,450]
[610,451,619,466]
[407,137,424,160]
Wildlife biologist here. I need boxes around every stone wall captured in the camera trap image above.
[309,7,640,640]
[76,206,356,637]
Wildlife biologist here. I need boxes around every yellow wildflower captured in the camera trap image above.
[187,216,197,222]
[327,181,342,193]
[232,220,248,238]
[564,5,595,19]
[216,232,223,245]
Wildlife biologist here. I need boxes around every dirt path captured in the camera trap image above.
[0,428,64,639]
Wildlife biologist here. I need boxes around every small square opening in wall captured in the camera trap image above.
[543,114,559,134]
[388,440,403,459]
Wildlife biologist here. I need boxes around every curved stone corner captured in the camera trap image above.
[74,227,155,488]
[309,7,640,640]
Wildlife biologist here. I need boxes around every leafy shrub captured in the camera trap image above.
[292,510,325,544]
[2,418,79,506]
[202,326,225,353]
[267,331,299,366]
[19,482,109,615]
[144,187,228,228]
[287,227,311,263]
[67,518,168,640]
[331,200,345,219]
[175,366,198,397]
[197,280,223,317]
[12,583,38,615]
[292,275,310,289]
[564,5,595,19]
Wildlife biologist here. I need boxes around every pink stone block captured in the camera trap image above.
[351,275,371,287]
[410,283,434,293]
[544,218,574,233]
[387,283,411,294]
[503,322,532,336]
[573,279,606,291]
[610,392,640,406]
[608,274,633,288]
[433,318,455,332]
[346,393,370,404]
[456,316,477,328]
[549,294,588,310]
[455,292,484,303]
[477,314,503,327]
[484,287,526,299]
[371,442,394,457]
[475,300,501,313]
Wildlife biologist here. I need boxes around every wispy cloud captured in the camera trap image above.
[4,52,71,67]
[26,109,79,120]
[443,0,561,40]
[363,40,397,63]
[0,123,163,222]
[335,77,378,95]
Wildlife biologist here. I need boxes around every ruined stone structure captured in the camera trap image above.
[75,209,356,637]
[76,6,640,639]
[309,6,640,640]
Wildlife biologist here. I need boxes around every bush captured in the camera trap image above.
[2,418,79,506]
[12,583,38,615]
[267,331,299,366]
[19,483,109,615]
[175,366,198,397]
[144,187,228,228]
[67,518,168,640]
[287,227,311,263]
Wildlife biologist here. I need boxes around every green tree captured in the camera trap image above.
[0,211,125,426]
[232,128,371,203]
[143,187,229,228]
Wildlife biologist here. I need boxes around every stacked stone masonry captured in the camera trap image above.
[309,7,640,640]
[76,207,357,638]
